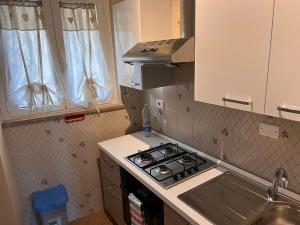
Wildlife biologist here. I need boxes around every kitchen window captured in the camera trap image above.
[0,1,64,115]
[0,0,118,121]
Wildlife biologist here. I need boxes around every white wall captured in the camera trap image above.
[0,117,22,225]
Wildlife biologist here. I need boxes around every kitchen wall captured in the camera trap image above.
[0,161,17,225]
[0,121,22,225]
[144,63,300,195]
[2,87,143,225]
[3,63,300,225]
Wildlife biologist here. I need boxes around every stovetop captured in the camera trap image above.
[127,143,217,189]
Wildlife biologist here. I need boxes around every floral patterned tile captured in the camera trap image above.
[144,64,300,195]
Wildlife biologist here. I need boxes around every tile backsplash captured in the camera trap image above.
[2,87,143,225]
[2,63,300,225]
[144,63,300,195]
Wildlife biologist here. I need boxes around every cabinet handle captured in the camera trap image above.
[222,97,252,106]
[278,106,300,115]
[130,82,140,86]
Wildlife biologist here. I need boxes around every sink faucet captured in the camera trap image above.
[267,168,288,201]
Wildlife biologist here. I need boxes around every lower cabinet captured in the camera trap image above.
[164,203,190,225]
[100,150,191,225]
[100,150,123,225]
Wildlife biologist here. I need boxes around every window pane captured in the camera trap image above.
[63,30,112,106]
[60,2,112,108]
[0,1,63,111]
[1,30,63,109]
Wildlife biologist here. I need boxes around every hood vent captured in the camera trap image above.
[122,0,195,65]
[122,37,194,65]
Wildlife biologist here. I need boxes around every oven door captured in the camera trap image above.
[120,168,164,225]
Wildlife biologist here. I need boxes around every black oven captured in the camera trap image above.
[120,167,164,225]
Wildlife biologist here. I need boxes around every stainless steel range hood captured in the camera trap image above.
[122,37,194,64]
[122,0,195,65]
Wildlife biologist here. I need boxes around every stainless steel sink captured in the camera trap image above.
[178,171,300,225]
[249,202,300,225]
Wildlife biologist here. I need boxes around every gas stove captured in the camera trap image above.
[127,143,217,189]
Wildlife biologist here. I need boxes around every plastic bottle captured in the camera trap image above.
[142,104,152,137]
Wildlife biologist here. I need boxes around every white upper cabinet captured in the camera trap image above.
[194,0,274,113]
[112,0,176,88]
[138,0,175,42]
[265,0,300,121]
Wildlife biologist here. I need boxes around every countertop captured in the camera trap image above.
[98,131,300,225]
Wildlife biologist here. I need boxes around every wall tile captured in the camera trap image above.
[163,85,177,111]
[161,109,177,140]
[3,89,143,225]
[144,63,300,195]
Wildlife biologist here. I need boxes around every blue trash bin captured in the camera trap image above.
[33,184,68,225]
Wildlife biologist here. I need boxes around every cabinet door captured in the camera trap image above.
[139,0,173,41]
[164,204,190,225]
[100,151,123,225]
[265,0,300,121]
[194,0,274,113]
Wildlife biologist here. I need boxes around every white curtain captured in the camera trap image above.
[113,6,137,86]
[60,2,112,108]
[0,1,64,112]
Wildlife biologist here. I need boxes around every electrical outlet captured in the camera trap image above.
[156,99,164,109]
[259,122,279,139]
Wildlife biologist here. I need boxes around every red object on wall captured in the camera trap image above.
[65,114,85,123]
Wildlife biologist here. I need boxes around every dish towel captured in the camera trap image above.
[128,193,145,225]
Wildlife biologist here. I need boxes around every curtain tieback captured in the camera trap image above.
[26,84,53,108]
[41,84,53,106]
[27,84,38,109]
[86,78,100,99]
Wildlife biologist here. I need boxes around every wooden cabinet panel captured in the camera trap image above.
[164,204,190,225]
[102,176,122,199]
[265,0,300,121]
[101,153,121,185]
[100,151,123,225]
[102,165,121,187]
[103,186,123,225]
[194,0,274,113]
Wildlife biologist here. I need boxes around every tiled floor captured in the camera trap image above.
[70,210,113,225]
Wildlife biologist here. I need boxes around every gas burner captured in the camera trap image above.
[127,143,217,189]
[140,152,153,163]
[162,146,176,156]
[182,155,193,164]
[158,165,170,174]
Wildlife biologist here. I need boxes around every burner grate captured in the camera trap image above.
[126,143,217,189]
[128,143,185,169]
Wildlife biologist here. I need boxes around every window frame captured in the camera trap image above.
[0,0,121,122]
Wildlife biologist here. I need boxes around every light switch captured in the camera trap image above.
[259,122,279,139]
